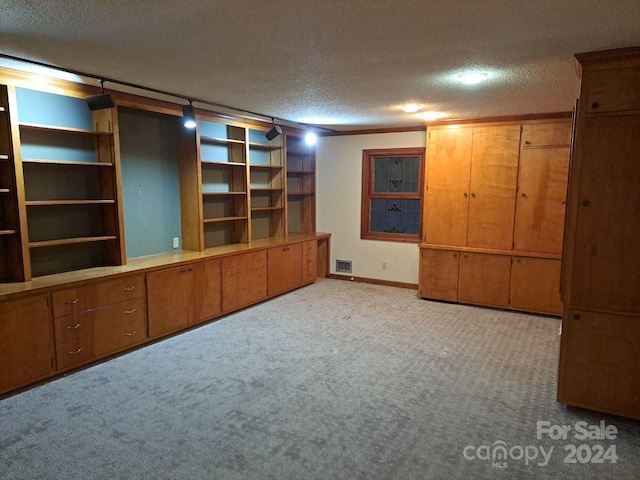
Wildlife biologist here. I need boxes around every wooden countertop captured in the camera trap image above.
[1,232,331,300]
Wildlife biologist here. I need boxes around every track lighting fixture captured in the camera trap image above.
[304,131,317,146]
[265,119,282,141]
[86,79,114,111]
[182,100,197,129]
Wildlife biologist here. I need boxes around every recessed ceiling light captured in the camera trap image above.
[401,103,422,113]
[455,72,489,85]
[305,131,317,146]
[417,111,445,121]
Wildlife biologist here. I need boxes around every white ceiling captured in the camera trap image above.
[1,0,639,131]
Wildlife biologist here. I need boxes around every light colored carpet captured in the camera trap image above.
[1,279,639,479]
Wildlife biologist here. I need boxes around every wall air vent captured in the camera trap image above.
[336,259,352,273]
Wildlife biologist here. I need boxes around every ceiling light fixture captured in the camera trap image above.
[402,104,422,113]
[455,72,489,85]
[265,119,283,141]
[417,111,445,121]
[182,100,197,129]
[305,131,317,146]
[86,79,114,111]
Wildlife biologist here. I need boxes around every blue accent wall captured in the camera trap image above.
[16,88,93,129]
[16,88,96,162]
[118,108,182,258]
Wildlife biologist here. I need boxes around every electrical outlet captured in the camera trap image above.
[382,262,387,270]
[173,237,179,249]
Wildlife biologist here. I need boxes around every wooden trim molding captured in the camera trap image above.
[328,273,418,290]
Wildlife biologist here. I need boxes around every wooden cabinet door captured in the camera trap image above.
[513,147,570,253]
[467,126,521,249]
[419,248,459,301]
[147,266,189,338]
[558,310,640,419]
[510,257,562,315]
[425,128,472,246]
[267,243,303,296]
[459,253,511,307]
[521,122,572,147]
[0,294,55,393]
[189,259,222,324]
[570,116,640,312]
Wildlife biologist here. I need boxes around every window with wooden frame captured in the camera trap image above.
[361,147,425,243]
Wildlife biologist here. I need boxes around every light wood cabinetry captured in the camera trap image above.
[302,240,318,284]
[466,126,520,250]
[558,47,640,420]
[147,259,221,338]
[52,274,147,369]
[180,121,249,251]
[0,294,55,393]
[425,127,472,246]
[510,257,562,315]
[419,248,459,302]
[249,128,285,241]
[12,93,124,279]
[420,118,570,315]
[221,250,267,312]
[286,136,316,234]
[0,85,26,282]
[459,252,511,307]
[268,243,303,296]
[514,123,571,254]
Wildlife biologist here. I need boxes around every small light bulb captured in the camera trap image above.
[183,119,197,129]
[402,104,421,113]
[417,111,445,121]
[305,132,317,146]
[456,72,489,85]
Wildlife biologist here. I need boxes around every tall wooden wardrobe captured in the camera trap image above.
[419,118,571,316]
[557,47,640,420]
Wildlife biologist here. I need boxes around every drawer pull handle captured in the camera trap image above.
[66,323,81,330]
[125,330,137,337]
[68,348,83,355]
[65,299,79,305]
[124,308,136,314]
[123,286,135,291]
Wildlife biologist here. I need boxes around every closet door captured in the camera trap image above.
[570,116,640,312]
[466,126,521,250]
[424,127,472,246]
[513,147,570,253]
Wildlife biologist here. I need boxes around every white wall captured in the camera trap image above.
[316,131,426,285]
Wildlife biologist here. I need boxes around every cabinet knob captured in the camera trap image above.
[463,192,468,198]
[453,253,458,258]
[524,140,532,145]
[68,348,83,355]
[572,314,581,320]
[125,330,137,337]
[124,308,136,315]
[471,193,476,198]
[591,102,599,109]
[66,323,81,330]
[123,286,135,291]
[521,193,527,198]
[582,200,591,207]
[181,268,187,273]
[65,299,79,305]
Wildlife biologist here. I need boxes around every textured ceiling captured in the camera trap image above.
[1,0,639,130]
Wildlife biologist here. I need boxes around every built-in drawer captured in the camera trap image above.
[303,256,317,283]
[302,240,317,257]
[222,282,268,312]
[52,274,146,318]
[54,297,147,345]
[222,267,267,296]
[56,314,147,371]
[221,251,267,277]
